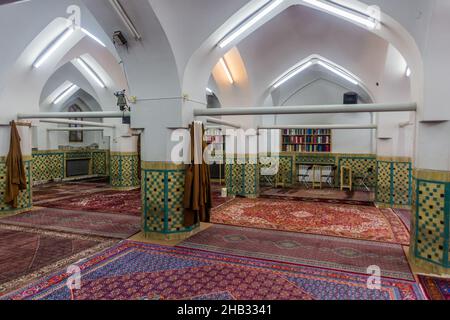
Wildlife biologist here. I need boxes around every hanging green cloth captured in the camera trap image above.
[4,121,27,208]
[183,122,212,227]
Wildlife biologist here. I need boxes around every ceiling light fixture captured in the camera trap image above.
[303,0,377,29]
[109,0,142,40]
[206,88,213,94]
[81,28,106,47]
[316,60,359,85]
[273,58,359,89]
[220,58,234,85]
[406,67,411,77]
[76,58,106,88]
[33,27,74,68]
[218,0,284,49]
[273,61,313,89]
[53,84,79,104]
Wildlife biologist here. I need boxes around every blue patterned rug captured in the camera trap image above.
[1,241,426,300]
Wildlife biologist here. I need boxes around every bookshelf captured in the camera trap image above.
[281,128,332,153]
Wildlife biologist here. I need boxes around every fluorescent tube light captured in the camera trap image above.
[316,60,359,85]
[406,67,411,77]
[304,0,376,29]
[53,84,78,104]
[33,27,74,68]
[218,0,284,48]
[109,0,142,40]
[220,58,234,85]
[81,28,106,47]
[206,88,213,94]
[273,61,313,89]
[77,58,106,88]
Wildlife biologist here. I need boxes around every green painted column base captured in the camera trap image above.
[0,158,33,216]
[142,162,200,239]
[410,169,450,275]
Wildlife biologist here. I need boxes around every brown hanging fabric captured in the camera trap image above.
[4,121,27,208]
[183,122,212,227]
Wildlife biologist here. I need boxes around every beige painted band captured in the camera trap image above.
[414,169,450,182]
[141,161,186,170]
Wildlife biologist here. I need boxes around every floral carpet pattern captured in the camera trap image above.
[0,208,140,239]
[2,241,426,301]
[36,190,142,216]
[178,225,414,281]
[418,275,450,300]
[212,198,410,245]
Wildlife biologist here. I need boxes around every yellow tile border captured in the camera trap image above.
[413,169,450,182]
[0,156,32,162]
[110,152,139,157]
[377,156,412,163]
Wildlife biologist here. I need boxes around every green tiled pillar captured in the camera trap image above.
[0,156,33,215]
[110,152,140,190]
[226,155,259,198]
[410,169,450,275]
[141,162,200,240]
[376,157,413,209]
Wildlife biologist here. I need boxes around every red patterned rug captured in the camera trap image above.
[178,224,414,280]
[36,190,142,216]
[0,208,140,239]
[418,275,450,300]
[261,188,375,206]
[33,182,112,203]
[212,198,410,245]
[394,209,412,231]
[0,224,112,295]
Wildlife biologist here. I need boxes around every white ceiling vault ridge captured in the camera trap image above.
[176,0,424,108]
[0,0,128,124]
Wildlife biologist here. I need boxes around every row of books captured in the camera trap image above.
[282,129,332,136]
[282,136,331,145]
[282,144,332,153]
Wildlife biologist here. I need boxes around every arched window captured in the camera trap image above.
[68,104,83,142]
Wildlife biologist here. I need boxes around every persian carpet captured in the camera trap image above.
[418,275,450,300]
[0,224,113,295]
[393,209,411,231]
[33,182,112,204]
[178,225,414,281]
[0,208,140,239]
[260,188,375,206]
[211,183,233,208]
[2,241,426,300]
[36,189,141,216]
[211,198,410,245]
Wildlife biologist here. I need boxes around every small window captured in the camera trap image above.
[68,104,83,143]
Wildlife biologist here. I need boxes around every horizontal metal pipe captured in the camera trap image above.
[40,119,116,128]
[194,103,417,116]
[18,111,130,119]
[205,117,241,129]
[259,124,378,130]
[47,127,105,132]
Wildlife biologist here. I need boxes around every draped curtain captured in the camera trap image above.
[5,121,27,208]
[183,121,212,227]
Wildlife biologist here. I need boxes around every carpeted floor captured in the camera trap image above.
[212,198,410,245]
[0,208,140,239]
[178,224,414,281]
[2,241,426,301]
[0,224,113,295]
[418,275,450,300]
[33,182,112,204]
[35,189,142,216]
[261,188,375,206]
[394,209,412,231]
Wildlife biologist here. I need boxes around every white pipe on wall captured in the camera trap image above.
[194,103,417,117]
[259,124,378,130]
[205,117,241,129]
[40,119,116,128]
[18,112,130,119]
[47,127,105,132]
